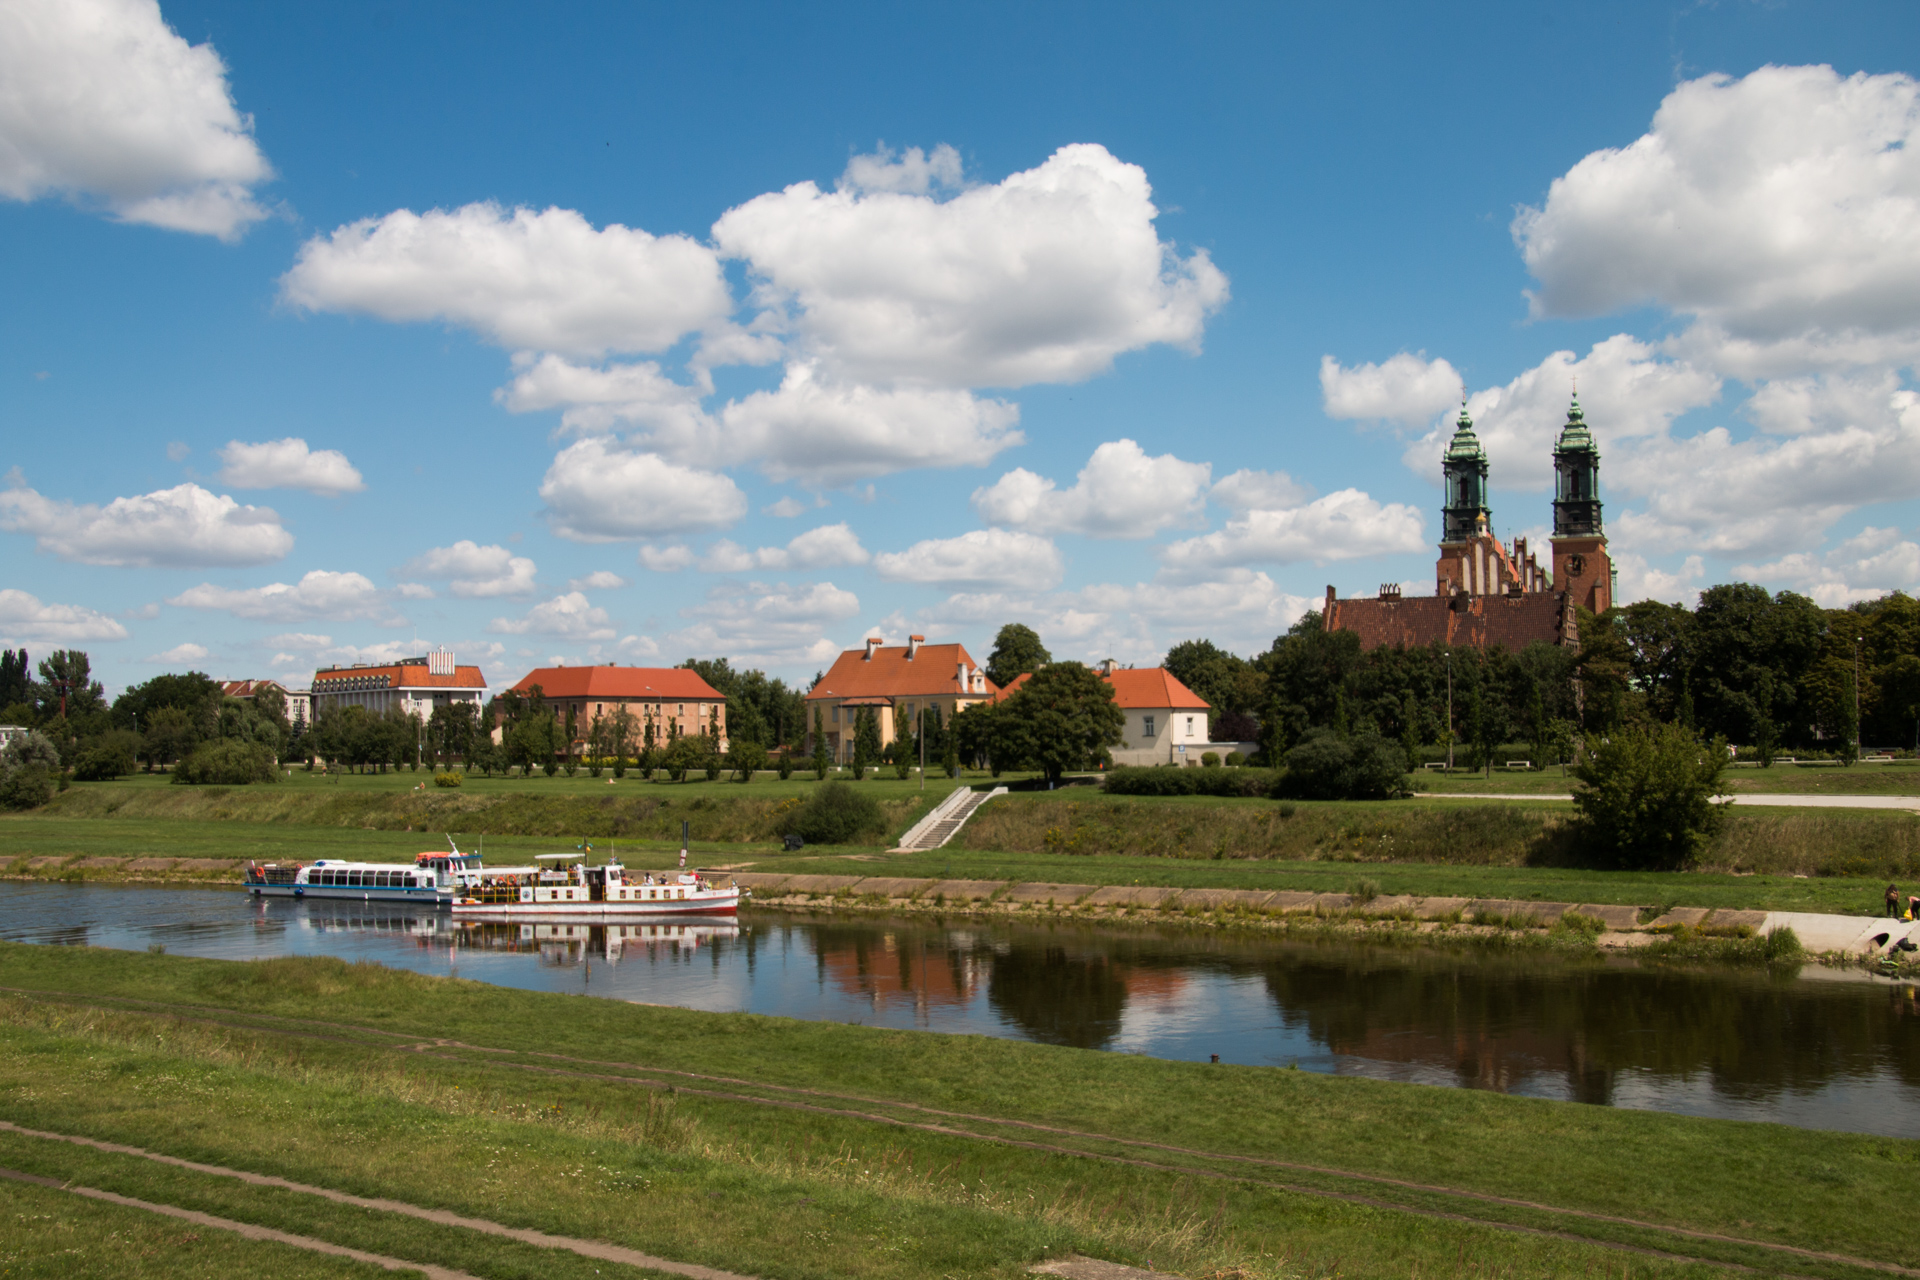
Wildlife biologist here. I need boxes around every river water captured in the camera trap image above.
[5,882,1918,1139]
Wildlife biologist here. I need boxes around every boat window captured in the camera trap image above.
[348,871,363,887]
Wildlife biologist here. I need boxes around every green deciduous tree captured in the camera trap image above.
[811,706,830,779]
[991,661,1125,784]
[985,623,1050,689]
[1274,729,1408,800]
[1570,721,1728,870]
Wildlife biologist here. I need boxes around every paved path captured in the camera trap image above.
[1431,791,1920,809]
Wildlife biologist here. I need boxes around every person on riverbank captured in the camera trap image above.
[1890,884,1903,918]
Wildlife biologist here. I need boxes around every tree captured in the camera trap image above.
[728,738,767,782]
[0,729,59,810]
[1399,689,1421,766]
[608,707,633,778]
[985,623,1051,689]
[1570,721,1728,870]
[174,738,279,785]
[34,650,105,721]
[0,649,30,710]
[1835,666,1860,766]
[850,707,876,780]
[811,706,830,779]
[139,706,197,771]
[991,662,1125,785]
[1274,729,1408,800]
[1164,638,1260,739]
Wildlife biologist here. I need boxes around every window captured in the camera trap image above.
[1186,716,1195,735]
[1143,715,1156,737]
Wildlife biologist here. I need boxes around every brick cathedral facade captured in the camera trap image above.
[1323,397,1614,651]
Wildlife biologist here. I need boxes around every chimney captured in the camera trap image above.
[864,637,883,660]
[957,661,967,688]
[427,648,455,677]
[1100,658,1117,675]
[906,634,923,659]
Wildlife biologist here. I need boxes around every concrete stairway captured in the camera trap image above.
[892,785,1007,852]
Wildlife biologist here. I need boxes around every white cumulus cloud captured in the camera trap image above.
[1159,489,1427,575]
[538,438,746,542]
[568,570,629,591]
[716,364,1023,485]
[0,589,129,643]
[668,580,861,670]
[1737,527,1920,608]
[168,570,396,623]
[875,529,1064,590]
[283,202,730,357]
[1210,469,1313,512]
[972,439,1210,539]
[695,522,870,573]
[838,143,965,196]
[395,541,537,598]
[215,438,365,496]
[711,142,1228,388]
[1320,353,1463,427]
[487,592,616,640]
[1516,64,1920,376]
[0,0,272,239]
[497,353,712,441]
[0,479,292,567]
[144,642,208,664]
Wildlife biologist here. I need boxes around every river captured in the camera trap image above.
[4,882,1918,1138]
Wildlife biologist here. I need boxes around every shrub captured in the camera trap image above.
[777,752,794,781]
[1103,765,1275,797]
[1200,751,1221,768]
[775,780,884,845]
[1273,730,1408,801]
[172,739,279,786]
[1550,911,1607,939]
[0,765,53,810]
[1570,721,1727,870]
[434,771,463,788]
[1224,751,1244,767]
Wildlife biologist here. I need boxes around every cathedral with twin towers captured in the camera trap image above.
[1322,396,1614,651]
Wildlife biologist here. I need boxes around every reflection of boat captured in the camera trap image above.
[452,852,741,918]
[245,844,485,904]
[455,918,741,962]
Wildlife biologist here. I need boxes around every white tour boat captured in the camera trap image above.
[451,851,741,919]
[244,843,485,905]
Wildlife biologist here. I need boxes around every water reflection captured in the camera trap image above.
[2,883,1918,1137]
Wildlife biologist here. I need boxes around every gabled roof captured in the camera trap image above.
[509,666,725,701]
[807,642,995,701]
[221,679,290,699]
[1324,590,1576,652]
[991,667,1209,710]
[312,663,487,690]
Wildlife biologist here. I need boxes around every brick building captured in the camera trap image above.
[805,636,996,763]
[1325,397,1613,652]
[507,665,729,752]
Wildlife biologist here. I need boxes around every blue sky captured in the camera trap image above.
[4,0,1919,696]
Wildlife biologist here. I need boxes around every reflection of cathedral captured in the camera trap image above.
[1324,398,1615,651]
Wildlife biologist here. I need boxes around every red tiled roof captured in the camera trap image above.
[221,679,289,698]
[1324,592,1576,652]
[990,667,1209,710]
[806,643,994,701]
[312,664,487,689]
[509,666,725,701]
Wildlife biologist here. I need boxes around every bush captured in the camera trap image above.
[777,752,794,781]
[434,771,463,788]
[172,739,280,786]
[1200,751,1221,768]
[1224,751,1244,767]
[775,780,884,845]
[0,765,53,810]
[1103,765,1275,797]
[1570,721,1727,870]
[1273,730,1408,801]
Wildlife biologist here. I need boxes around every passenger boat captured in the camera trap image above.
[451,852,741,918]
[244,844,485,905]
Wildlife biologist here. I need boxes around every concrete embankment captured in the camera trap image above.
[730,871,1920,958]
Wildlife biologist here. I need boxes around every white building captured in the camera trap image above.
[310,650,488,722]
[995,659,1214,766]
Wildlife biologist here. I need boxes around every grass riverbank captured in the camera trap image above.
[0,943,1914,1279]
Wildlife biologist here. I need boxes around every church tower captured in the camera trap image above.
[1549,396,1612,613]
[1440,405,1490,542]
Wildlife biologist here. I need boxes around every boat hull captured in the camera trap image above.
[452,891,740,919]
[249,884,450,904]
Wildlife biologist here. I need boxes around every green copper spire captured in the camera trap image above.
[1552,395,1603,537]
[1441,403,1491,541]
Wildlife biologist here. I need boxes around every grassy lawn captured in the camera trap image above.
[1419,759,1920,797]
[54,766,981,800]
[0,943,1911,1279]
[745,843,1896,915]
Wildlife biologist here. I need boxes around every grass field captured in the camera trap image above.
[0,942,1912,1279]
[1419,759,1920,797]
